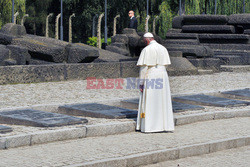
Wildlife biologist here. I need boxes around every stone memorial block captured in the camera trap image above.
[182,25,235,34]
[0,109,87,127]
[106,45,130,56]
[0,125,12,133]
[228,14,250,25]
[0,33,14,45]
[172,16,184,29]
[221,88,250,100]
[120,98,204,112]
[215,55,246,65]
[11,38,66,63]
[0,45,10,66]
[203,44,250,51]
[183,15,229,25]
[166,33,198,40]
[111,34,129,44]
[58,103,137,119]
[7,45,31,65]
[165,45,214,58]
[66,44,99,63]
[164,39,199,45]
[198,34,250,44]
[0,23,26,37]
[173,94,250,107]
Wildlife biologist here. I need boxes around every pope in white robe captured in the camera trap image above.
[136,32,174,133]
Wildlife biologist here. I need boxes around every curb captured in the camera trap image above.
[66,136,250,167]
[0,108,249,150]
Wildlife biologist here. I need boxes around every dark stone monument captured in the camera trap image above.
[173,94,250,107]
[0,125,12,133]
[58,103,137,119]
[120,98,205,112]
[0,109,87,127]
[220,88,250,100]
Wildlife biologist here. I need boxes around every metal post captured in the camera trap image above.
[104,0,107,49]
[60,0,63,41]
[147,0,149,17]
[12,0,15,23]
[215,0,217,15]
[179,0,182,16]
[92,15,98,37]
[243,0,245,13]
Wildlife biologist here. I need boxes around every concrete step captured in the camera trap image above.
[199,34,250,44]
[0,117,249,167]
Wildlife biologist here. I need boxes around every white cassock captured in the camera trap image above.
[136,40,174,133]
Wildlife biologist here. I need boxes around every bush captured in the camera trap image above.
[87,36,111,47]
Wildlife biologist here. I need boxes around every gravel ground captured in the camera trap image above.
[0,72,249,109]
[0,71,249,137]
[0,117,249,167]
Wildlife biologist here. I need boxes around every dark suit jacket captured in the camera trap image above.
[129,17,138,31]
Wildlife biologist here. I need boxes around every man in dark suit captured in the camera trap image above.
[128,10,138,31]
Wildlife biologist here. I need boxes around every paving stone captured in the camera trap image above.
[173,94,250,107]
[120,98,204,112]
[0,109,87,127]
[220,88,250,100]
[58,103,137,119]
[0,125,12,133]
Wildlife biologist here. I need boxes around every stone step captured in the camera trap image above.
[165,33,198,40]
[164,39,200,45]
[199,34,250,44]
[203,44,250,51]
[198,69,214,75]
[215,55,247,65]
[220,65,250,72]
[0,117,249,166]
[165,45,214,58]
[182,25,235,34]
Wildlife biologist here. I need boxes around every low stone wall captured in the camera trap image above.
[0,61,198,85]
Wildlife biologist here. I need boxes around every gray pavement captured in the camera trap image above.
[145,146,250,167]
[0,117,249,167]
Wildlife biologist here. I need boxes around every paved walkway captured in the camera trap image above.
[0,72,249,109]
[0,117,249,167]
[145,146,250,167]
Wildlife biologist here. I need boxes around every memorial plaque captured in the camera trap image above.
[58,103,137,119]
[221,88,250,100]
[173,94,250,107]
[121,98,205,112]
[0,125,12,133]
[0,109,87,127]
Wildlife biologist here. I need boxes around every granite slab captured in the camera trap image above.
[220,88,250,100]
[58,103,137,119]
[0,109,87,127]
[0,125,12,133]
[173,94,249,107]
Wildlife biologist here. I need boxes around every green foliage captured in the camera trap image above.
[87,36,111,47]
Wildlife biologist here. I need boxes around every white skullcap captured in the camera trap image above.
[143,32,154,38]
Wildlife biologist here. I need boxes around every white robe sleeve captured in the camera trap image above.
[139,66,148,85]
